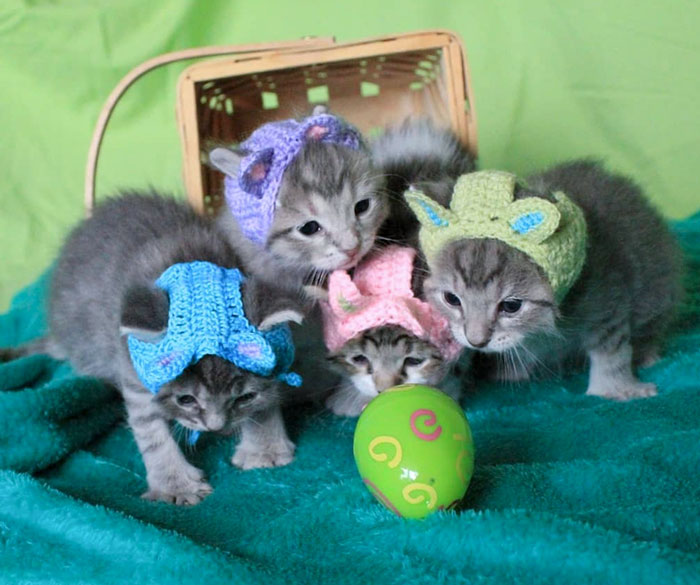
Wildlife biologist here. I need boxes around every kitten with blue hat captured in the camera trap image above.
[11,192,305,505]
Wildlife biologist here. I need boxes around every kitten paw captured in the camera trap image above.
[232,438,295,470]
[325,391,369,417]
[142,466,212,505]
[586,381,657,401]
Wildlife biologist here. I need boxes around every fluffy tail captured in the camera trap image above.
[0,337,52,362]
[371,119,476,203]
[371,120,476,244]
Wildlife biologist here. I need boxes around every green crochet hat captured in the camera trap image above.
[405,171,588,301]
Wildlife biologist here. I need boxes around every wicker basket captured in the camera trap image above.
[84,31,477,216]
[175,30,478,215]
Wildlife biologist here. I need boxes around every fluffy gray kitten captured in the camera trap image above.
[325,325,453,417]
[317,121,477,416]
[424,161,682,400]
[21,192,304,505]
[371,119,476,248]
[209,106,388,294]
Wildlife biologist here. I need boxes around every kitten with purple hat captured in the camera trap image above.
[209,106,389,296]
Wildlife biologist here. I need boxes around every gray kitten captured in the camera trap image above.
[209,106,388,294]
[314,123,476,416]
[423,161,682,400]
[371,119,476,247]
[325,325,452,416]
[16,192,304,504]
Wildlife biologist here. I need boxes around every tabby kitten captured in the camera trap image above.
[325,325,451,417]
[318,245,461,416]
[415,161,682,400]
[209,106,388,294]
[28,192,304,504]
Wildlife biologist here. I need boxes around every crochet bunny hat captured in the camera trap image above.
[405,171,588,301]
[222,113,362,246]
[320,246,461,360]
[127,261,302,394]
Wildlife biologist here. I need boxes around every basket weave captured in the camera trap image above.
[84,31,477,217]
[176,31,478,215]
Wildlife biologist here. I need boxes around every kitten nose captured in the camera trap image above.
[205,413,226,432]
[466,323,491,349]
[342,246,360,261]
[373,374,401,392]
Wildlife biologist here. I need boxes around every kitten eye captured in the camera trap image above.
[354,199,370,216]
[351,354,368,365]
[443,292,462,307]
[233,392,256,408]
[176,394,197,406]
[499,298,523,314]
[403,357,425,367]
[298,220,321,236]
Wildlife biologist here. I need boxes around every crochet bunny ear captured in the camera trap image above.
[354,245,416,297]
[302,114,362,149]
[404,189,452,230]
[450,171,516,215]
[305,124,331,141]
[327,270,363,316]
[227,334,277,377]
[303,114,336,142]
[238,148,274,198]
[506,197,561,244]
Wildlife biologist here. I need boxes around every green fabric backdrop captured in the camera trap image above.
[0,0,698,309]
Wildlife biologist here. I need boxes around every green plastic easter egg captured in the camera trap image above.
[353,384,474,519]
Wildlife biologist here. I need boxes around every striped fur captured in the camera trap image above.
[325,325,453,417]
[371,119,476,248]
[32,192,302,504]
[424,161,682,400]
[216,139,388,293]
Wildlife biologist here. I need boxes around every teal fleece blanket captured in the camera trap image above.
[1,216,699,584]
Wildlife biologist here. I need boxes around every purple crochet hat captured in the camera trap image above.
[223,113,363,246]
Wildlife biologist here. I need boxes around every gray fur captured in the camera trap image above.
[371,119,476,247]
[211,117,388,293]
[424,160,682,400]
[35,191,303,503]
[325,325,453,416]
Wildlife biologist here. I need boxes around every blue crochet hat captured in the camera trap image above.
[223,113,363,246]
[126,262,302,394]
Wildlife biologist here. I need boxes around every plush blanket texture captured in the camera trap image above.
[0,215,698,584]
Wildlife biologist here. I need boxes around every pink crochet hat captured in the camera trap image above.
[320,246,461,360]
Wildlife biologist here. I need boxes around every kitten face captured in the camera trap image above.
[328,326,448,397]
[265,142,388,272]
[155,355,281,434]
[424,239,557,352]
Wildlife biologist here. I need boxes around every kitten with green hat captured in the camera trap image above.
[405,162,682,401]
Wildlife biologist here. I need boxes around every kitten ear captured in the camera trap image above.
[404,188,452,229]
[119,285,170,342]
[242,278,306,330]
[312,104,328,116]
[209,147,243,178]
[238,148,274,196]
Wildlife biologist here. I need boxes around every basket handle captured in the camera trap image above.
[84,38,334,216]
